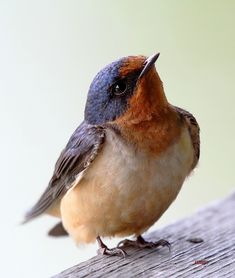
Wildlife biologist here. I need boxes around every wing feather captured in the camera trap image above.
[24,122,105,223]
[174,106,200,169]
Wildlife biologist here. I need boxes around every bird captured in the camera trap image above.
[24,53,200,257]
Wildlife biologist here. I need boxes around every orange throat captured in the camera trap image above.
[114,69,183,155]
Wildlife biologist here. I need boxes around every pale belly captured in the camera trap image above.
[60,127,194,243]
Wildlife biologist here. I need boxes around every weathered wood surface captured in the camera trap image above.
[54,193,235,278]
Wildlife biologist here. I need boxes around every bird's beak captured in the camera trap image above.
[138,53,160,80]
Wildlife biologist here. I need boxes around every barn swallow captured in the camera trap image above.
[24,53,200,257]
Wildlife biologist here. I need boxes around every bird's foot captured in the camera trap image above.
[97,246,126,257]
[96,236,126,258]
[117,235,171,251]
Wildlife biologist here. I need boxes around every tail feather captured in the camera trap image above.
[22,195,52,224]
[48,222,68,237]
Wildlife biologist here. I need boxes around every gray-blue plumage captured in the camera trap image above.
[85,57,140,125]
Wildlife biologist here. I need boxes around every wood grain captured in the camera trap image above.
[53,192,235,278]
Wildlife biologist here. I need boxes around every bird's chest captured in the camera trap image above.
[84,127,193,217]
[90,128,192,187]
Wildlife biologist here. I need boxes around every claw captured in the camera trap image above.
[96,236,127,258]
[117,236,171,251]
[98,246,127,258]
[153,239,171,251]
[117,239,134,248]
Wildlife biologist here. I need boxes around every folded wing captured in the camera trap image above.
[24,122,105,223]
[174,106,200,169]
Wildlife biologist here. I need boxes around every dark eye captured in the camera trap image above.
[111,79,127,96]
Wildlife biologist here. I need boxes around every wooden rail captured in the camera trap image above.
[53,192,235,277]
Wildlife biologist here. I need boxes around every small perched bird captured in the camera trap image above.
[24,53,200,257]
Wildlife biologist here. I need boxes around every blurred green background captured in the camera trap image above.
[1,0,234,277]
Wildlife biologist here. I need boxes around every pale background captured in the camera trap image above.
[1,0,234,277]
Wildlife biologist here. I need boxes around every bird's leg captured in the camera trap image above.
[96,236,127,257]
[117,235,171,250]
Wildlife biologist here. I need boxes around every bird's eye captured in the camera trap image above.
[111,80,127,96]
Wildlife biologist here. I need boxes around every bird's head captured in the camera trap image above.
[85,53,168,126]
